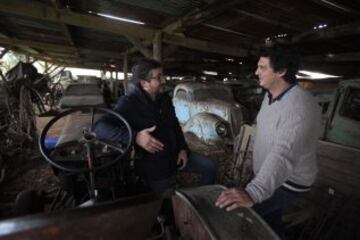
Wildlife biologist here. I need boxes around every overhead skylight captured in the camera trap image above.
[90,11,145,25]
[313,24,328,30]
[265,33,288,43]
[296,70,341,79]
[66,67,129,80]
[276,33,288,38]
[203,70,218,76]
[66,67,102,78]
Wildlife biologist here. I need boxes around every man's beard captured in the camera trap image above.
[158,84,166,93]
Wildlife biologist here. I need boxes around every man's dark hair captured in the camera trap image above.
[258,44,299,84]
[131,58,161,84]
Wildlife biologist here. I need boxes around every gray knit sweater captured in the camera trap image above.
[245,85,322,203]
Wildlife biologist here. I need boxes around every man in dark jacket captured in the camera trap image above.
[95,59,217,193]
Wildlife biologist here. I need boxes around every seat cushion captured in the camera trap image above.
[60,83,104,108]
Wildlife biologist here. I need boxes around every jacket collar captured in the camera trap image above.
[128,82,162,104]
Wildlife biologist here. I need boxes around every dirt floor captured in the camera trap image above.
[0,116,60,220]
[0,148,58,220]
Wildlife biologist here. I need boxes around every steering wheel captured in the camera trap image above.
[39,107,133,174]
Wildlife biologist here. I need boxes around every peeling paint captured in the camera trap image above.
[173,83,246,145]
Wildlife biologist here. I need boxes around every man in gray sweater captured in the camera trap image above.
[216,44,322,236]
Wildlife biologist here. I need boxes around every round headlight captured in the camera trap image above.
[215,122,228,137]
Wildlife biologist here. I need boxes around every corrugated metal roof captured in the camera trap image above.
[111,0,212,17]
[0,0,359,77]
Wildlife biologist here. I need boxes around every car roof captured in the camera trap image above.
[174,82,232,93]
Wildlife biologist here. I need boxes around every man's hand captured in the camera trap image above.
[177,149,188,170]
[135,126,164,153]
[215,188,254,211]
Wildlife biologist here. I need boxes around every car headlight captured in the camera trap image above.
[215,122,228,137]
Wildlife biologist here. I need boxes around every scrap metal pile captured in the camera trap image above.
[0,62,51,184]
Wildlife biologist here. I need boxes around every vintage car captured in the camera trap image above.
[323,79,360,149]
[173,82,247,145]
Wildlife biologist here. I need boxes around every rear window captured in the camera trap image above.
[175,89,189,100]
[65,84,102,96]
[340,87,360,121]
[193,88,233,102]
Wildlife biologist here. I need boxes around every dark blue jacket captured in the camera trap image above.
[95,84,188,181]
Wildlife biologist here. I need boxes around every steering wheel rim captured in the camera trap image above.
[39,106,133,173]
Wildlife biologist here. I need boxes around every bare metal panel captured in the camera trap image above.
[173,185,279,240]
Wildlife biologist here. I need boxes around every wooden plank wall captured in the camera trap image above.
[315,140,360,198]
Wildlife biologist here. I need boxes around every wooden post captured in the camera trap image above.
[153,31,162,62]
[100,69,105,81]
[110,71,116,99]
[44,62,48,74]
[123,51,128,95]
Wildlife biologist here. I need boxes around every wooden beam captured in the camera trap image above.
[123,39,152,56]
[304,52,360,62]
[310,0,360,15]
[123,51,128,94]
[163,45,179,58]
[79,48,124,60]
[0,0,155,40]
[30,53,80,65]
[123,0,243,56]
[122,32,249,58]
[45,51,78,58]
[10,48,79,67]
[21,50,79,65]
[162,0,240,34]
[292,23,360,42]
[0,37,127,63]
[202,23,256,40]
[0,32,40,54]
[164,61,251,74]
[125,35,152,58]
[0,37,75,52]
[125,41,178,59]
[163,34,248,57]
[233,9,302,31]
[62,25,80,57]
[51,1,80,58]
[153,32,162,62]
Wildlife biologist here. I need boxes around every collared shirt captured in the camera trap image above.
[267,84,297,104]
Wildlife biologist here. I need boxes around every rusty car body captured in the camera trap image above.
[0,186,279,240]
[173,82,247,145]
